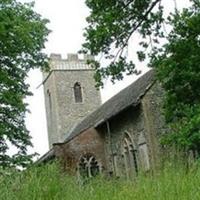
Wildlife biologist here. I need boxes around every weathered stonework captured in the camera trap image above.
[52,83,165,178]
[104,106,150,178]
[53,128,106,175]
[40,69,166,179]
[141,82,166,169]
[43,54,101,147]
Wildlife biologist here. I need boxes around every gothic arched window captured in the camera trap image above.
[122,132,138,178]
[73,82,83,103]
[78,154,100,178]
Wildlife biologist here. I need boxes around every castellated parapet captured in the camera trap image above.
[49,53,94,71]
[43,53,101,148]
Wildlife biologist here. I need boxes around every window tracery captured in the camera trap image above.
[78,154,100,178]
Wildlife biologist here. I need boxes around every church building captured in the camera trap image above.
[38,53,165,179]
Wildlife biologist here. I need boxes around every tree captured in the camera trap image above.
[153,4,200,155]
[0,0,49,168]
[82,0,200,155]
[82,0,164,87]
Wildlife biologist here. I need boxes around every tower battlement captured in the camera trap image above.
[49,53,94,71]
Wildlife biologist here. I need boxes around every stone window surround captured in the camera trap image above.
[73,82,83,103]
[77,153,101,178]
[121,131,138,178]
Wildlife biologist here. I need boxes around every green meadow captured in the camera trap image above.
[1,162,200,200]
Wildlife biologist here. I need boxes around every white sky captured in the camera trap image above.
[23,0,190,158]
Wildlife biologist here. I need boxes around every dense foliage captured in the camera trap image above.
[82,0,200,155]
[82,0,164,87]
[0,0,49,168]
[152,3,200,154]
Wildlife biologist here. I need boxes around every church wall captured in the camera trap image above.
[102,82,165,178]
[43,72,60,148]
[53,128,106,175]
[51,82,165,178]
[52,70,101,142]
[141,82,166,169]
[103,106,151,178]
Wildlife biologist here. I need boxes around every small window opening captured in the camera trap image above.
[74,82,83,103]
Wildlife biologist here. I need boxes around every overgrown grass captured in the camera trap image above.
[1,161,200,200]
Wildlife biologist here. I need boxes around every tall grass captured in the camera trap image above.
[1,161,200,200]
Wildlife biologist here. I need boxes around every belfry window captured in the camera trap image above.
[78,154,100,178]
[73,82,83,103]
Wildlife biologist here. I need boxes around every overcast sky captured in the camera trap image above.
[23,0,190,158]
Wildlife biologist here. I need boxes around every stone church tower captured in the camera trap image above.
[43,53,101,147]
